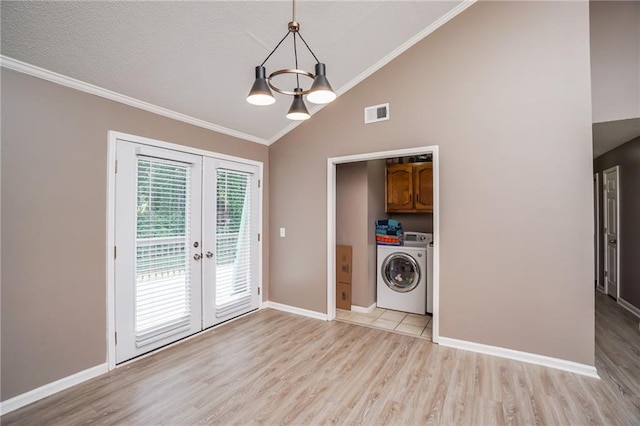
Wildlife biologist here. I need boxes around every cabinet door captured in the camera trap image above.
[414,163,433,212]
[386,164,414,211]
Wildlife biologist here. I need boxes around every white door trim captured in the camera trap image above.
[594,173,602,292]
[602,165,620,299]
[106,131,263,370]
[326,145,440,343]
[106,135,117,371]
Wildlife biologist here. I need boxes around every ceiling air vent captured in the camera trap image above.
[364,103,390,124]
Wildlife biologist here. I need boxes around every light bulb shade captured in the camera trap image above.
[247,66,275,106]
[307,63,336,104]
[286,89,310,120]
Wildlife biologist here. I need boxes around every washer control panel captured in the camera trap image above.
[403,231,432,247]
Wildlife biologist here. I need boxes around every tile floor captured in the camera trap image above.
[336,307,432,340]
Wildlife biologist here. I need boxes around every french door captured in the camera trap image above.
[202,158,260,328]
[114,140,259,363]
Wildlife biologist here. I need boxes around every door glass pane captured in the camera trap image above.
[384,254,419,292]
[215,169,253,317]
[135,157,191,344]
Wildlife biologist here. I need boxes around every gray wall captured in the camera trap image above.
[367,160,387,308]
[594,136,640,310]
[335,159,387,308]
[590,0,640,123]
[336,162,369,306]
[269,1,595,365]
[0,69,270,400]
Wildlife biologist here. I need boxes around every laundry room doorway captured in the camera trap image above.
[327,146,440,343]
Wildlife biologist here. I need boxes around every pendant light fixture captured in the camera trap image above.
[286,88,310,121]
[246,0,336,120]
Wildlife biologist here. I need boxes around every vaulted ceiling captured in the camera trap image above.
[593,117,640,158]
[1,1,473,144]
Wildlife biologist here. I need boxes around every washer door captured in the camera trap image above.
[381,253,421,293]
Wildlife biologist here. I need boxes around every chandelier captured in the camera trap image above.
[246,0,336,120]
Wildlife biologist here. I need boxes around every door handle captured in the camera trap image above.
[194,253,202,261]
[206,251,214,259]
[609,239,617,244]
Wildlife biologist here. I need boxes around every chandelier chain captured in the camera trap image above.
[259,0,319,68]
[260,31,291,67]
[297,32,320,64]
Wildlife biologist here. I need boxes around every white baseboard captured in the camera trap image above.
[262,301,328,321]
[350,302,377,314]
[438,337,599,379]
[0,363,108,416]
[618,298,640,319]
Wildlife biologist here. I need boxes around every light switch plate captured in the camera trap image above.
[280,227,286,238]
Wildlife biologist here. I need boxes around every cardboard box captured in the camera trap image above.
[336,245,352,284]
[336,282,352,310]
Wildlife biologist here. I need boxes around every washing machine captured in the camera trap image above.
[377,232,432,315]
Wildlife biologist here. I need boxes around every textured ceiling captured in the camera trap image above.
[1,1,466,144]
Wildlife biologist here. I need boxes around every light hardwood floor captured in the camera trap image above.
[2,293,639,425]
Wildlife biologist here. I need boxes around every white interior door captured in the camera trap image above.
[202,159,260,328]
[594,173,601,290]
[115,141,203,363]
[603,167,619,299]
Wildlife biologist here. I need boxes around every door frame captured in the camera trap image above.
[602,165,620,299]
[594,172,602,292]
[106,131,264,370]
[326,145,441,343]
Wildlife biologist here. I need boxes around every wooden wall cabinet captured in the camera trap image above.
[386,163,433,213]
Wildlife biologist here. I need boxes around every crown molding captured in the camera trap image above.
[0,55,270,146]
[267,0,477,145]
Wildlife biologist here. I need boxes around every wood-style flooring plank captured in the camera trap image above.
[2,293,639,425]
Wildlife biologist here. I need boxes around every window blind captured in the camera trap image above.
[215,169,252,317]
[135,157,192,344]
